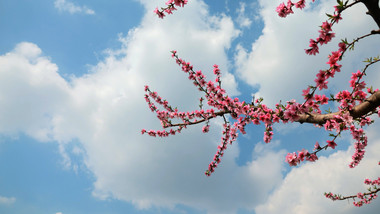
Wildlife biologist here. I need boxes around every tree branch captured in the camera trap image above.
[339,188,380,201]
[361,0,380,28]
[167,91,380,128]
[167,110,230,128]
[297,90,380,124]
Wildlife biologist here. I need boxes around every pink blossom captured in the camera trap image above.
[318,32,335,45]
[314,94,329,105]
[264,130,273,143]
[295,0,306,9]
[314,142,321,151]
[173,0,187,7]
[306,153,318,162]
[306,39,319,55]
[154,7,165,19]
[276,1,294,18]
[332,13,342,23]
[286,152,299,166]
[148,130,157,137]
[338,42,347,52]
[357,192,364,199]
[327,140,337,149]
[202,125,210,133]
[297,149,309,161]
[321,21,332,32]
[302,87,310,97]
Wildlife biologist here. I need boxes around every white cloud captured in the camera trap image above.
[0,195,16,204]
[0,1,283,213]
[54,0,95,15]
[0,42,70,141]
[236,2,253,28]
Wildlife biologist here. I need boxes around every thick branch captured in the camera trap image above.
[361,0,380,28]
[167,92,380,128]
[297,90,380,124]
[168,91,380,127]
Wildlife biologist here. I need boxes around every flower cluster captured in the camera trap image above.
[278,0,358,56]
[353,192,378,207]
[154,0,188,19]
[324,192,341,201]
[276,0,315,18]
[205,123,238,176]
[276,1,294,18]
[285,149,318,166]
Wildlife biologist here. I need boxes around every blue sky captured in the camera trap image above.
[0,0,380,213]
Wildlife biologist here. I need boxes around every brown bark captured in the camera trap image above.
[296,90,380,124]
[361,0,380,28]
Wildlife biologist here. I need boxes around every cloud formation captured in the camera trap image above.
[0,195,16,205]
[0,0,283,213]
[54,0,95,15]
[0,42,69,141]
[235,2,253,28]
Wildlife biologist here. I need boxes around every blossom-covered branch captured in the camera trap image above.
[325,162,380,207]
[146,0,380,207]
[154,0,188,18]
[143,49,380,174]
